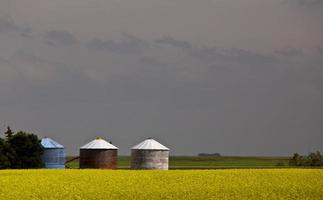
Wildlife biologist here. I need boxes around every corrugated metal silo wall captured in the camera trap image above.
[79,149,118,169]
[131,149,169,170]
[42,148,66,168]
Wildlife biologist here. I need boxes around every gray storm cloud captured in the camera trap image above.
[0,0,323,156]
[0,17,19,33]
[317,46,323,53]
[86,34,149,55]
[0,16,29,34]
[298,0,322,6]
[155,36,192,49]
[44,30,78,46]
[275,47,304,57]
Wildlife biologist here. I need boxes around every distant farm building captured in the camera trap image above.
[79,137,118,169]
[131,138,169,170]
[41,137,65,168]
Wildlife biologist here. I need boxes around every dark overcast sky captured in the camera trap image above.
[0,0,322,155]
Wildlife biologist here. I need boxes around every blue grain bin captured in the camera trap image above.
[41,137,65,168]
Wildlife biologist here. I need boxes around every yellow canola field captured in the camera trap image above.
[0,169,322,200]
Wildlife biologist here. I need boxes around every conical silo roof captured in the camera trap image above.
[41,137,64,149]
[131,138,169,150]
[80,138,118,149]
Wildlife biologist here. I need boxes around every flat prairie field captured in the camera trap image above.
[0,169,322,200]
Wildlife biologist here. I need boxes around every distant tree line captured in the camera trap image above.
[198,153,221,157]
[289,151,323,167]
[0,127,44,169]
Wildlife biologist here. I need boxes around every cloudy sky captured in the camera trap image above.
[0,0,322,155]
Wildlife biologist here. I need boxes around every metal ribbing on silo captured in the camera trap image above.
[79,149,118,169]
[79,138,118,169]
[42,148,66,168]
[131,149,169,170]
[41,137,65,169]
[130,138,169,170]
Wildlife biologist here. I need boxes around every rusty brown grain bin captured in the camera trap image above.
[79,137,118,169]
[131,138,169,170]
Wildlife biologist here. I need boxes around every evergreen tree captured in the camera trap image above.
[4,126,14,139]
[0,128,44,169]
[0,138,11,169]
[8,132,44,169]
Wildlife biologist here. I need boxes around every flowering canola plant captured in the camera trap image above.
[0,169,322,200]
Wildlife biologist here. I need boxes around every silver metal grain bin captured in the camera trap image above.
[131,138,169,170]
